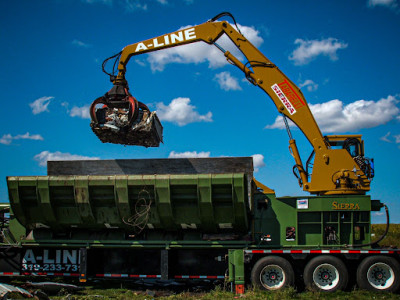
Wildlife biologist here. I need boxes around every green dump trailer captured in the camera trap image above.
[0,157,399,293]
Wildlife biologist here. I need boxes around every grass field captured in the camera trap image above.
[50,287,400,300]
[372,224,400,248]
[12,224,400,299]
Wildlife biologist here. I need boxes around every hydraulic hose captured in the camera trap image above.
[347,204,390,248]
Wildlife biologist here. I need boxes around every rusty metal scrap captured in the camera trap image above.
[25,281,83,293]
[91,109,163,147]
[0,283,32,298]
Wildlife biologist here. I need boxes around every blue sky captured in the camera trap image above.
[1,0,399,223]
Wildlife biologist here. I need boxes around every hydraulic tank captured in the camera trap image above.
[7,173,249,233]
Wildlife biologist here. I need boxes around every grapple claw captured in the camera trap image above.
[90,86,163,147]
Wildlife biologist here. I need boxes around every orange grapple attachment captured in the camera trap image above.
[89,86,163,147]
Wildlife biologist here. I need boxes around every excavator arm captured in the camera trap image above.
[115,17,325,148]
[90,12,374,195]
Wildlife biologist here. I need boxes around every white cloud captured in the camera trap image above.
[381,132,400,145]
[147,23,263,72]
[238,24,264,47]
[156,97,212,126]
[299,79,318,92]
[266,95,400,133]
[15,133,43,141]
[72,39,91,48]
[289,38,348,65]
[252,154,265,172]
[266,116,295,130]
[394,134,400,144]
[156,0,168,4]
[70,105,91,119]
[135,59,146,67]
[373,211,385,216]
[368,0,398,8]
[167,152,265,172]
[124,0,147,11]
[29,96,54,114]
[0,134,12,145]
[147,39,222,72]
[0,132,44,145]
[214,71,242,91]
[34,151,100,167]
[380,131,392,143]
[168,151,211,158]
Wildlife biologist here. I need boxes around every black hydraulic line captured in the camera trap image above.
[209,12,242,34]
[112,52,122,75]
[305,150,315,180]
[347,203,390,248]
[102,51,122,77]
[292,164,304,186]
[343,137,361,156]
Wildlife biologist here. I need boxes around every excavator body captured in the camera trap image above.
[89,12,374,195]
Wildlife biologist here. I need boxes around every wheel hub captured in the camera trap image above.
[374,270,385,281]
[266,271,279,282]
[260,264,286,289]
[367,262,395,289]
[313,263,339,290]
[318,268,334,284]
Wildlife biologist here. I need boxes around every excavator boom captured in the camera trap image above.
[90,12,374,195]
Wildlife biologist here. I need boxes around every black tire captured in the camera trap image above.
[356,255,400,292]
[303,255,348,292]
[250,256,295,290]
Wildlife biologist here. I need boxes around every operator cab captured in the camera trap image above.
[305,135,374,182]
[326,135,364,158]
[327,135,374,180]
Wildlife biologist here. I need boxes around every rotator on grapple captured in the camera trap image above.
[89,53,163,147]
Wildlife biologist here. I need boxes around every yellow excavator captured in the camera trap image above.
[89,12,374,196]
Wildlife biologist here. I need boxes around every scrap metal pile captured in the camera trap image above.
[90,87,163,147]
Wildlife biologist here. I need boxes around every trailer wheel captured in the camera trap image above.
[356,256,400,292]
[251,256,294,290]
[303,256,348,292]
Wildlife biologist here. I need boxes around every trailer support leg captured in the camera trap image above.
[161,249,169,280]
[228,249,245,294]
[79,248,87,283]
